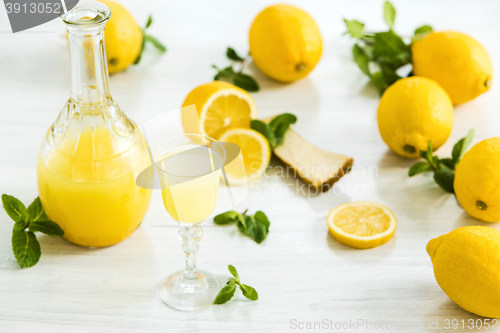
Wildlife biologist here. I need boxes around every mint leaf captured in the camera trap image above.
[352,44,370,76]
[213,279,236,305]
[439,158,455,170]
[369,71,387,95]
[251,120,275,148]
[29,220,64,237]
[214,265,259,305]
[426,141,434,162]
[227,47,245,61]
[414,25,433,35]
[412,25,433,43]
[228,265,239,282]
[145,35,167,52]
[213,65,235,81]
[215,210,270,244]
[238,212,270,244]
[372,31,410,69]
[134,15,166,65]
[269,113,297,148]
[408,161,432,177]
[214,211,240,225]
[344,19,365,39]
[2,194,28,224]
[145,15,153,28]
[240,284,258,301]
[27,197,48,222]
[451,129,475,165]
[409,131,474,193]
[12,230,41,268]
[434,163,455,193]
[383,1,396,29]
[233,73,259,92]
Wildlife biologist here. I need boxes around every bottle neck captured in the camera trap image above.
[67,25,110,104]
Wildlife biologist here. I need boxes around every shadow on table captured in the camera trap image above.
[423,299,489,332]
[31,225,157,306]
[454,211,500,230]
[325,231,397,263]
[374,149,454,221]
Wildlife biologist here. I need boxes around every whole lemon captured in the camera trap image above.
[454,138,500,222]
[249,4,322,83]
[427,226,500,318]
[412,31,493,105]
[99,0,142,74]
[377,77,454,158]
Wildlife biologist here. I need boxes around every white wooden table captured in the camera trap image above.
[1,0,499,332]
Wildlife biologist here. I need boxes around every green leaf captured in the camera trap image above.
[383,1,396,29]
[379,62,401,87]
[426,141,434,163]
[369,71,387,95]
[213,65,235,81]
[133,32,147,65]
[451,129,475,165]
[228,265,239,282]
[238,212,270,244]
[251,120,275,148]
[414,25,433,35]
[2,194,28,224]
[344,19,365,39]
[29,220,64,237]
[214,211,240,225]
[434,164,455,193]
[145,35,167,53]
[145,15,153,29]
[226,47,245,61]
[240,284,258,301]
[419,149,428,160]
[12,230,41,268]
[412,25,433,43]
[408,161,432,177]
[233,73,259,92]
[27,197,48,222]
[213,279,236,305]
[352,44,370,76]
[439,158,455,170]
[372,31,410,69]
[269,113,297,148]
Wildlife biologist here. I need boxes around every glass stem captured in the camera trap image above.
[179,224,203,280]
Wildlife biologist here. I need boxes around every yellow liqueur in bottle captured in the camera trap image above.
[37,1,152,247]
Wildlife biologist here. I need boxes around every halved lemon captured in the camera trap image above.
[181,81,257,139]
[327,201,397,249]
[218,128,271,184]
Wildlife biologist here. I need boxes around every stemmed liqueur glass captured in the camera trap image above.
[153,134,226,311]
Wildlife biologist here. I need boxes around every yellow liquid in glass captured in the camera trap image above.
[157,145,222,224]
[37,127,152,247]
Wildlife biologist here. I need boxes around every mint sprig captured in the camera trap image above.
[344,1,433,95]
[251,113,297,150]
[213,265,258,305]
[134,15,167,65]
[212,47,260,92]
[214,210,270,244]
[2,195,64,268]
[409,130,475,193]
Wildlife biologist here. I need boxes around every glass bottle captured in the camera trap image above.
[37,1,152,247]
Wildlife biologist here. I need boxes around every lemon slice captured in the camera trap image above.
[327,201,397,249]
[218,128,271,184]
[182,81,257,139]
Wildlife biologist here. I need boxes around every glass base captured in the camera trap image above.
[158,270,221,311]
